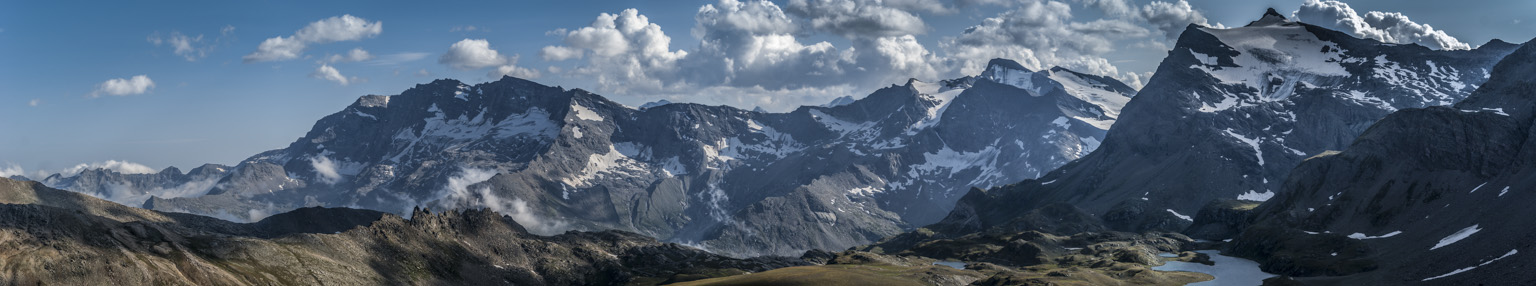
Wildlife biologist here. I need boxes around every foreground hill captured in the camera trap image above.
[0,177,800,285]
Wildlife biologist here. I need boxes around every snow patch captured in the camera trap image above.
[1431,225,1481,250]
[571,103,604,121]
[1167,209,1193,221]
[1225,128,1265,165]
[1347,231,1402,240]
[1238,190,1275,201]
[1422,249,1517,281]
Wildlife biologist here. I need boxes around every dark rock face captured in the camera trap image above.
[1228,39,1536,284]
[927,11,1518,238]
[113,62,1134,257]
[1183,199,1262,240]
[0,177,804,285]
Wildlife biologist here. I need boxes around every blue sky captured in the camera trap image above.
[1,0,1531,175]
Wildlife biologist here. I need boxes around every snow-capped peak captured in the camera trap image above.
[980,59,1052,96]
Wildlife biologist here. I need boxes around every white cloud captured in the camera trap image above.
[939,0,1206,86]
[1295,0,1470,50]
[309,156,342,184]
[89,179,220,208]
[244,15,383,62]
[542,8,688,93]
[430,168,570,235]
[327,47,374,63]
[491,55,542,79]
[56,160,157,177]
[0,164,26,178]
[439,39,540,79]
[872,35,945,80]
[535,0,1199,110]
[1139,0,1208,40]
[785,0,931,38]
[440,39,510,70]
[311,64,352,85]
[27,99,39,107]
[415,69,431,77]
[92,75,155,97]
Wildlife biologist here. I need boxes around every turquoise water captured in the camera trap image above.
[1152,250,1277,286]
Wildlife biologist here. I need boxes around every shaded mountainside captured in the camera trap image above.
[0,177,803,285]
[121,60,1133,257]
[929,11,1519,237]
[1224,38,1536,285]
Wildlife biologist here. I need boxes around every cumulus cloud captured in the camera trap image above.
[1138,0,1209,39]
[310,64,353,85]
[56,160,157,177]
[535,0,1202,110]
[490,55,542,79]
[244,15,382,62]
[439,39,540,79]
[430,168,570,235]
[785,0,930,38]
[535,1,948,110]
[92,75,155,97]
[939,0,1208,87]
[440,39,509,70]
[542,8,688,93]
[326,47,374,63]
[1295,0,1470,50]
[309,156,342,184]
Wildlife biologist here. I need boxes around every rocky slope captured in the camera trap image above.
[930,9,1519,237]
[1224,38,1536,284]
[127,60,1133,257]
[0,177,803,285]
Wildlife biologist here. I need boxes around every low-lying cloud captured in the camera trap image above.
[429,168,571,235]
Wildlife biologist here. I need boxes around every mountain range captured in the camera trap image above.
[18,7,1536,285]
[39,57,1137,257]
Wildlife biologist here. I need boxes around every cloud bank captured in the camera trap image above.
[1295,0,1470,50]
[430,168,571,235]
[530,0,1219,109]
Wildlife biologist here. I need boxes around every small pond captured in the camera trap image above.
[1151,250,1277,286]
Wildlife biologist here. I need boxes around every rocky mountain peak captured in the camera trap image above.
[1247,8,1290,27]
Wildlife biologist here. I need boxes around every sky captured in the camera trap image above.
[1,0,1532,176]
